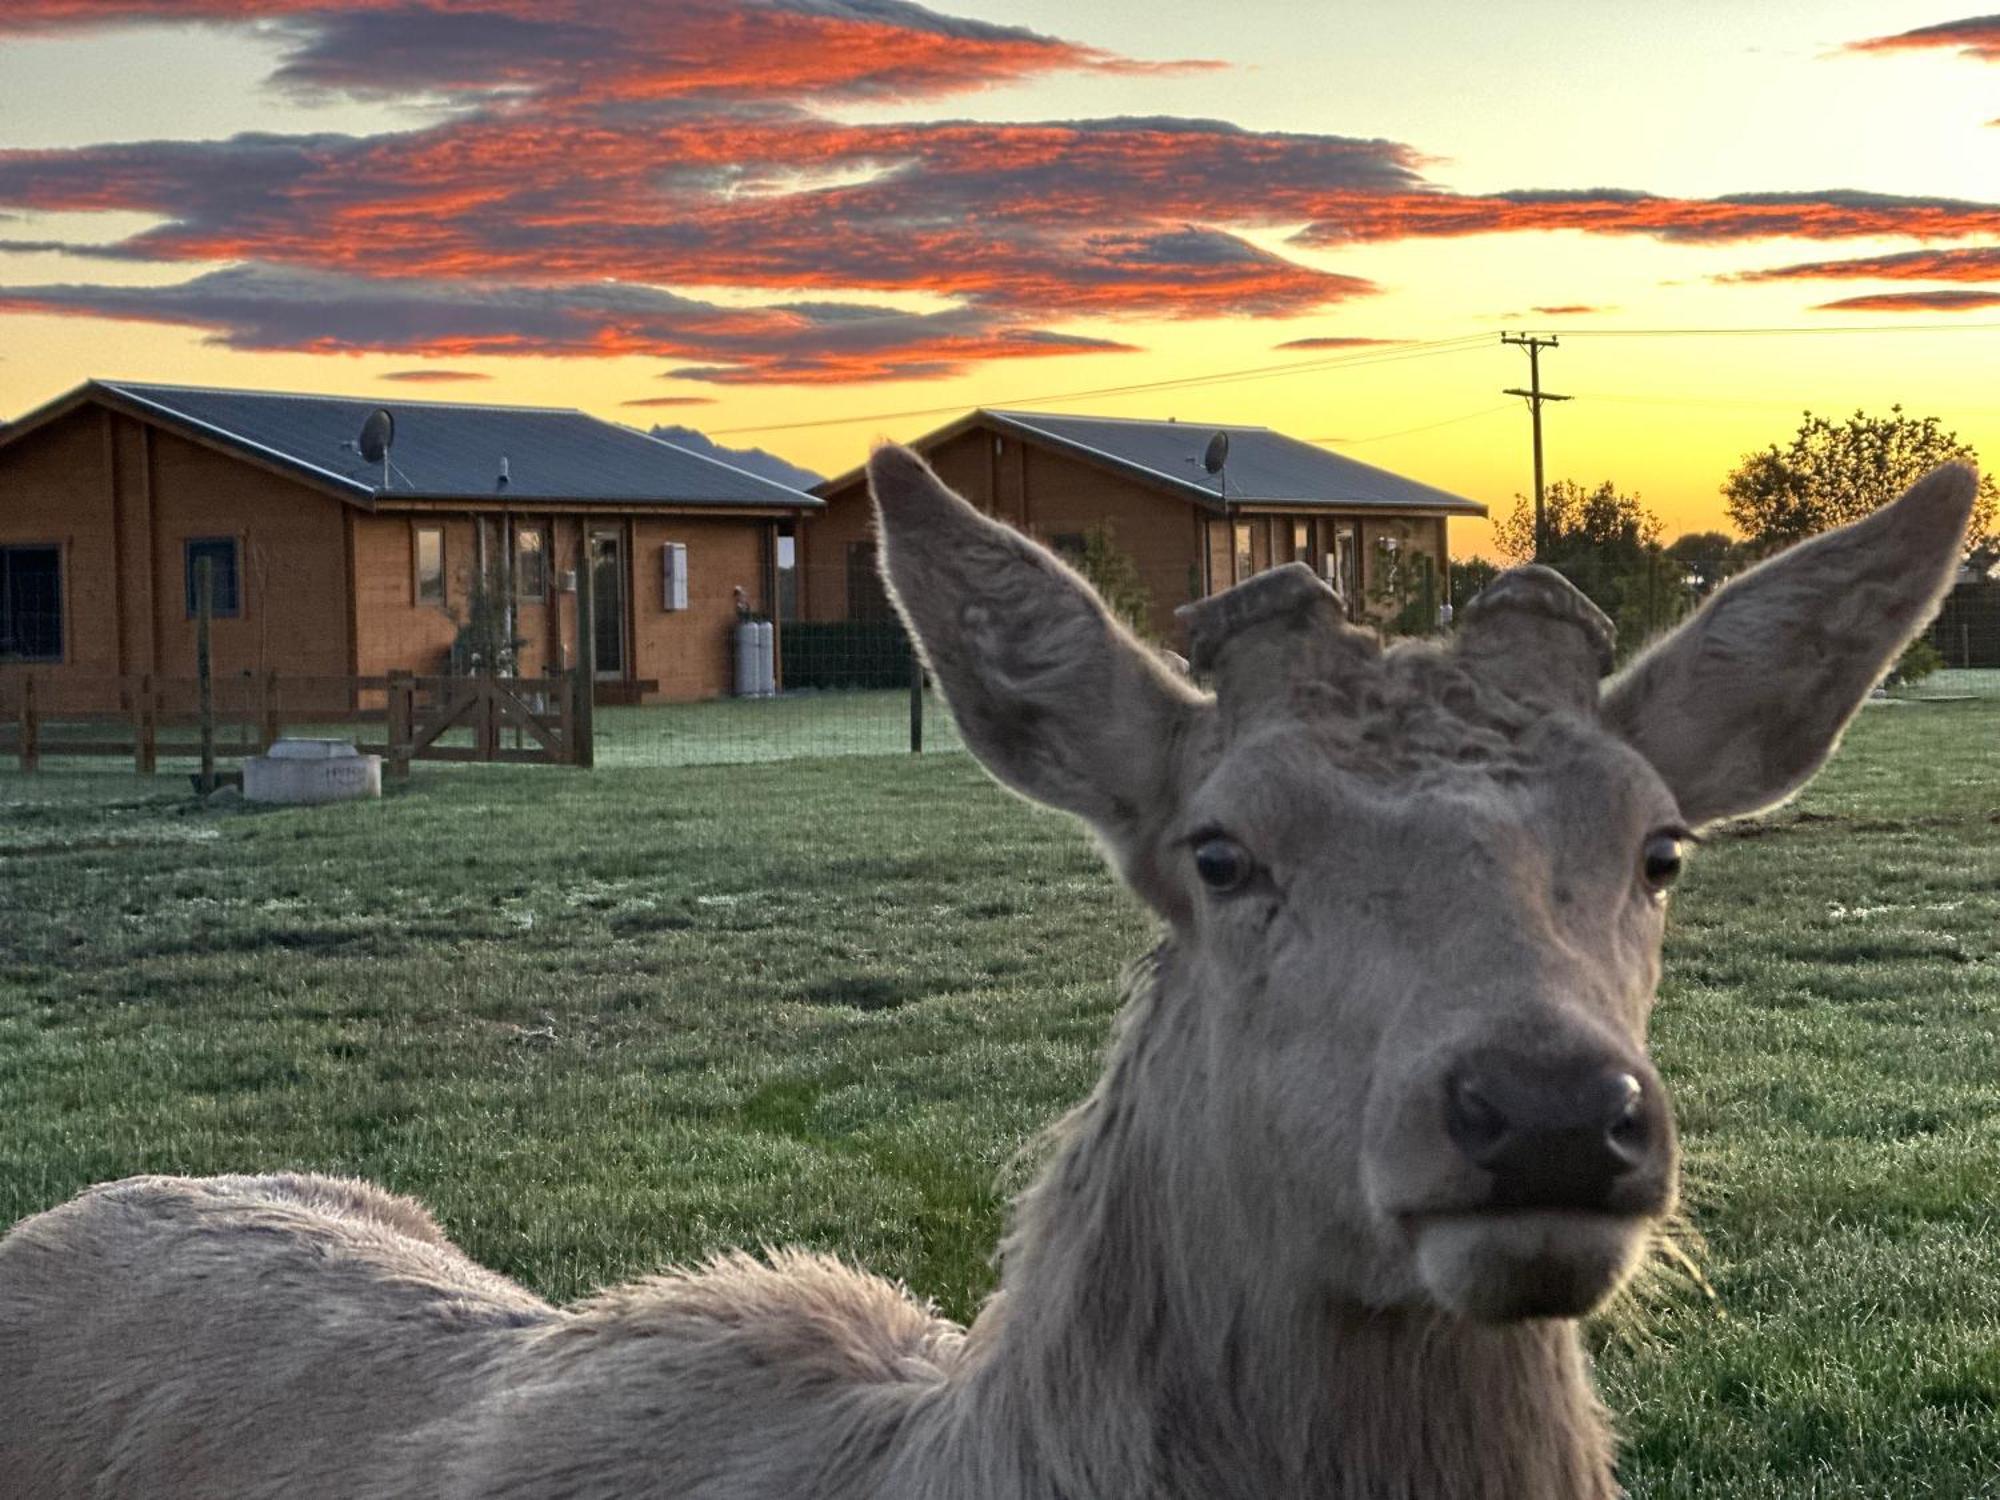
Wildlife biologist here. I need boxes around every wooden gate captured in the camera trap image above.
[389,673,582,772]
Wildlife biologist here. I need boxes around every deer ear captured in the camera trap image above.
[1603,463,1976,827]
[868,445,1204,872]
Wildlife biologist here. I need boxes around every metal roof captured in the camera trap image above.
[89,381,821,510]
[978,409,1487,515]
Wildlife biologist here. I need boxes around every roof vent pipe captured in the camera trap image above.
[498,455,510,490]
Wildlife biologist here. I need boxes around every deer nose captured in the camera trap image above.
[1445,1063,1652,1211]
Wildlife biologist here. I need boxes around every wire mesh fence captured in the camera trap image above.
[12,561,2000,780]
[1927,583,2000,671]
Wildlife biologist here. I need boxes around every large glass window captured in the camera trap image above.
[183,536,242,618]
[0,545,62,662]
[416,526,445,606]
[514,523,546,600]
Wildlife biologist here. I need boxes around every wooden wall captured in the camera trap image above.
[629,515,768,702]
[806,426,1208,641]
[802,422,1462,642]
[0,401,791,709]
[359,510,772,702]
[0,404,350,709]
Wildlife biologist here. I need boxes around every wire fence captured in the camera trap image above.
[8,565,2000,779]
[1927,583,2000,672]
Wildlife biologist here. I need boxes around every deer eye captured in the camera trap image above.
[1192,834,1255,893]
[1640,831,1686,894]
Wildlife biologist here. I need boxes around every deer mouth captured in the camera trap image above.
[1400,1207,1658,1322]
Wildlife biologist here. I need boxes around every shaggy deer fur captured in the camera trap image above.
[0,455,1977,1500]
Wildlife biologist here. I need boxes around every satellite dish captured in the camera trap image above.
[357,408,395,465]
[1202,430,1230,474]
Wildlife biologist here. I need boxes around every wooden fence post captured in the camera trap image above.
[133,673,158,775]
[556,670,577,765]
[572,547,597,770]
[260,669,281,751]
[476,678,498,762]
[196,558,216,797]
[387,671,414,779]
[19,674,38,774]
[909,649,924,754]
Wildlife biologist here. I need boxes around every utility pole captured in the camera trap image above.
[1501,333,1571,562]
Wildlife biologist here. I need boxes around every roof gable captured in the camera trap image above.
[818,409,1486,516]
[0,381,821,511]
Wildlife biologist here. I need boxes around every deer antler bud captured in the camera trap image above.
[1457,565,1615,711]
[1177,563,1380,723]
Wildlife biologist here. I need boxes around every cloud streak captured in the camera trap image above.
[0,263,1137,383]
[1845,15,2000,63]
[1812,288,2000,312]
[2,2,1998,379]
[379,368,489,382]
[1726,246,2000,284]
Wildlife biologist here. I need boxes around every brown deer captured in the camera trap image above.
[0,451,1975,1499]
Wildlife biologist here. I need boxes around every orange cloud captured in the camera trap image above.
[1845,15,2000,62]
[1726,247,2000,283]
[4,2,1999,383]
[1293,189,2000,245]
[379,368,490,383]
[0,0,1218,104]
[621,396,718,408]
[1812,289,2000,312]
[1272,335,1405,349]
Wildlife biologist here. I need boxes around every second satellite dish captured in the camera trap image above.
[357,409,396,465]
[1202,430,1230,474]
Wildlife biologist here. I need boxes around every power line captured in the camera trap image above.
[1311,403,1515,446]
[700,317,2000,440]
[703,334,1492,437]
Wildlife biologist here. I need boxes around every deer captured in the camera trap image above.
[0,449,1975,1499]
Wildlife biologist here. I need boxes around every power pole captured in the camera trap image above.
[1501,333,1571,562]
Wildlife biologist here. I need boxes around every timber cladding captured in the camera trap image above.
[0,384,818,709]
[0,406,351,711]
[805,415,1471,644]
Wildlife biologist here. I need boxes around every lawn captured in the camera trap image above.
[2,701,1998,1496]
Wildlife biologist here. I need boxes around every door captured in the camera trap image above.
[1331,522,1360,618]
[589,530,626,679]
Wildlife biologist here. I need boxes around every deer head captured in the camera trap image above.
[869,447,1974,1324]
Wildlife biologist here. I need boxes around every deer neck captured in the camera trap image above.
[943,949,1622,1500]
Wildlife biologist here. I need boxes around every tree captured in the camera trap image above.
[1723,406,1996,556]
[1070,523,1153,640]
[1491,480,1684,649]
[1663,531,1748,601]
[1449,556,1499,614]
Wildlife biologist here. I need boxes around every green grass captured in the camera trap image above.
[595,687,964,767]
[3,702,1999,1495]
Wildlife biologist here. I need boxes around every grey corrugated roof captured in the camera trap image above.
[93,381,820,510]
[983,410,1487,515]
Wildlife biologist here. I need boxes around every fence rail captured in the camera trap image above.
[0,670,587,775]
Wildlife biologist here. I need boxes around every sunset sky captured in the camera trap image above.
[0,1,1995,554]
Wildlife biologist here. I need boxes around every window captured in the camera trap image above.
[846,540,894,623]
[514,523,546,600]
[415,526,445,607]
[1293,519,1312,563]
[1233,522,1252,584]
[774,525,798,622]
[0,545,62,662]
[183,537,242,618]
